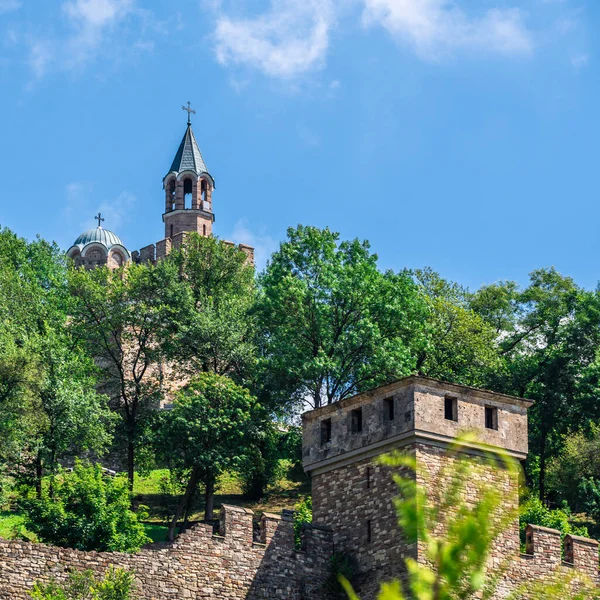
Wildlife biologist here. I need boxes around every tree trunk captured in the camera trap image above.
[538,431,547,502]
[48,448,56,498]
[127,440,135,493]
[167,465,200,542]
[181,483,198,534]
[35,453,43,500]
[204,474,216,521]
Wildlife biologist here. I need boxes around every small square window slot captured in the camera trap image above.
[485,406,498,430]
[444,396,458,422]
[351,408,363,434]
[321,418,332,445]
[383,397,395,421]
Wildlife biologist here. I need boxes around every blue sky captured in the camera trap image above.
[0,0,598,290]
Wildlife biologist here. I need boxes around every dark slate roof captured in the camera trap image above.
[72,227,127,251]
[168,124,208,177]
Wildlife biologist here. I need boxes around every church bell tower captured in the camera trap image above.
[163,102,215,240]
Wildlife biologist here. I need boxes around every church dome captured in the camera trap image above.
[72,227,126,251]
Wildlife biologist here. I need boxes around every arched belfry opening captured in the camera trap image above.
[201,179,208,204]
[165,178,176,212]
[184,178,193,209]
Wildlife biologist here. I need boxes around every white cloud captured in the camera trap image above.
[64,182,134,239]
[28,39,54,79]
[61,0,135,70]
[63,0,132,27]
[362,0,533,59]
[230,219,278,270]
[26,0,148,80]
[214,0,335,78]
[0,0,21,14]
[571,53,589,69]
[95,191,135,232]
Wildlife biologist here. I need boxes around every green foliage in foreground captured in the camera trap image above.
[340,434,600,600]
[22,461,150,552]
[30,567,135,600]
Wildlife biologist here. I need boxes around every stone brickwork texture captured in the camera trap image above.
[2,376,600,598]
[0,505,333,599]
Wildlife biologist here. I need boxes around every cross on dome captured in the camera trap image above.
[94,212,105,228]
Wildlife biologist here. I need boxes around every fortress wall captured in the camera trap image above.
[0,505,333,600]
[311,451,417,597]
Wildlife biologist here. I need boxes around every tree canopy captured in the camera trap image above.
[258,225,427,408]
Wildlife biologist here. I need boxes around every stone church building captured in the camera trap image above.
[66,105,253,270]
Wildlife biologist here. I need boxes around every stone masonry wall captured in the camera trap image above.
[0,505,333,600]
[311,448,417,598]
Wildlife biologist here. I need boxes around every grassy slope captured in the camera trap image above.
[133,468,310,542]
[0,468,310,544]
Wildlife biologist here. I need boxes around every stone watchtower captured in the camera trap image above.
[302,376,532,597]
[162,103,215,241]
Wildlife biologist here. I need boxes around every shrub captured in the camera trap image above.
[22,461,150,552]
[519,496,589,544]
[30,567,135,600]
[293,496,312,548]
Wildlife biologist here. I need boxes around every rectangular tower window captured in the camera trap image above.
[383,397,395,421]
[485,406,498,430]
[321,418,332,445]
[351,408,363,434]
[366,520,372,543]
[445,396,458,422]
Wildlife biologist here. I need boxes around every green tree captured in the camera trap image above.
[0,228,112,496]
[166,233,257,379]
[69,260,188,490]
[519,496,588,542]
[156,372,259,538]
[546,426,600,514]
[258,225,426,408]
[472,268,600,499]
[30,567,135,600]
[414,269,503,387]
[340,435,599,600]
[22,461,149,552]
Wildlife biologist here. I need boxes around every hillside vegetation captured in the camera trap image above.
[2,225,600,551]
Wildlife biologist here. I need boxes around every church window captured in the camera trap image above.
[201,179,208,203]
[366,520,372,543]
[203,224,206,236]
[170,224,174,238]
[184,178,193,209]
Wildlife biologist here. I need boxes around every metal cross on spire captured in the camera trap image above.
[94,212,105,228]
[182,101,196,125]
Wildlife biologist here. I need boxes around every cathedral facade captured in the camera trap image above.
[67,107,254,269]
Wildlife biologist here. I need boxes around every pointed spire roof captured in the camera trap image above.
[167,123,209,179]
